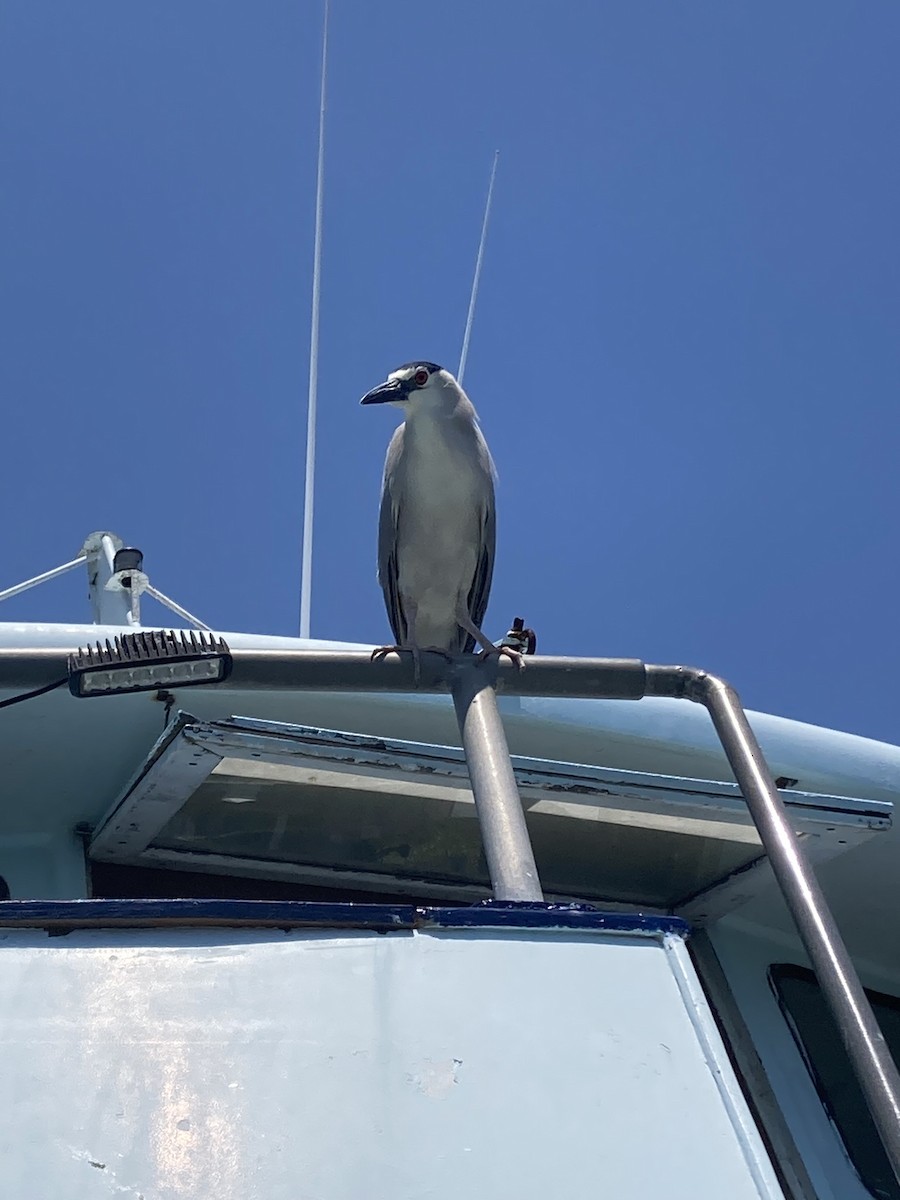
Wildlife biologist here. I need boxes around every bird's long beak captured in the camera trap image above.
[360,378,406,405]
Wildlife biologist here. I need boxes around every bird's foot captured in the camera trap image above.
[455,611,526,671]
[477,644,525,671]
[370,644,422,686]
[370,644,405,664]
[370,644,455,687]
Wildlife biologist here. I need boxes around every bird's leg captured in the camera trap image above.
[455,609,525,670]
[370,645,456,689]
[371,598,419,678]
[370,602,458,686]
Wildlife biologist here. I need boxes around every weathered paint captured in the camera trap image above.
[0,898,690,936]
[86,714,887,914]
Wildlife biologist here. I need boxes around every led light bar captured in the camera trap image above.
[68,631,232,698]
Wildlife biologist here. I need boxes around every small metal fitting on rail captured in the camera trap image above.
[499,616,537,656]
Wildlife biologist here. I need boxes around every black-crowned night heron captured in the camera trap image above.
[361,361,521,677]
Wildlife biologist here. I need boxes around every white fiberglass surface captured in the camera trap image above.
[3,622,900,804]
[0,927,782,1200]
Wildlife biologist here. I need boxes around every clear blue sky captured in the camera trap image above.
[1,3,898,743]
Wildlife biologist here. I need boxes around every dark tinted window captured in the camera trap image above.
[771,964,900,1200]
[89,861,438,905]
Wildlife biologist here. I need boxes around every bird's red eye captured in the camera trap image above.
[414,369,429,386]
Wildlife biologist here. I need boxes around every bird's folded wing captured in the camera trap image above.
[466,486,496,639]
[377,426,407,645]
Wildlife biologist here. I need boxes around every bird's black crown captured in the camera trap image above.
[398,361,443,375]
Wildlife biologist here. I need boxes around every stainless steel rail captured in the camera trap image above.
[0,644,898,1180]
[645,664,900,1185]
[451,667,542,902]
[0,648,648,696]
[227,650,646,697]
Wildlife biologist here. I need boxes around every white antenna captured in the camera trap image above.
[299,0,329,638]
[458,150,499,386]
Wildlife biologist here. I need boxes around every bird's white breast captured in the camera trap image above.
[393,413,489,640]
[399,415,486,532]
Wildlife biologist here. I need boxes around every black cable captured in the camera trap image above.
[0,677,67,709]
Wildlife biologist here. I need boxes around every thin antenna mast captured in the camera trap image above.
[299,0,329,638]
[458,150,499,386]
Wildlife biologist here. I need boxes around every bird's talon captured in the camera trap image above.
[370,645,403,664]
[369,644,425,686]
[477,646,525,671]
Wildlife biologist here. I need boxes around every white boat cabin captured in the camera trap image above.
[0,535,898,1199]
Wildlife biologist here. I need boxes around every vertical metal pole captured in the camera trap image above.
[698,673,900,1184]
[451,665,543,901]
[299,0,329,639]
[82,532,132,626]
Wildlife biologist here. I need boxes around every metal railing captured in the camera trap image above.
[0,644,898,1183]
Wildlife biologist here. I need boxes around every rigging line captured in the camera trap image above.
[458,149,499,387]
[143,584,212,632]
[0,555,86,603]
[299,0,329,638]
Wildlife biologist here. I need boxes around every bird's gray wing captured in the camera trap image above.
[464,478,496,653]
[377,426,408,645]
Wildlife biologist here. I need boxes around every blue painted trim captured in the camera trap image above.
[422,903,690,937]
[0,900,416,931]
[0,899,689,938]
